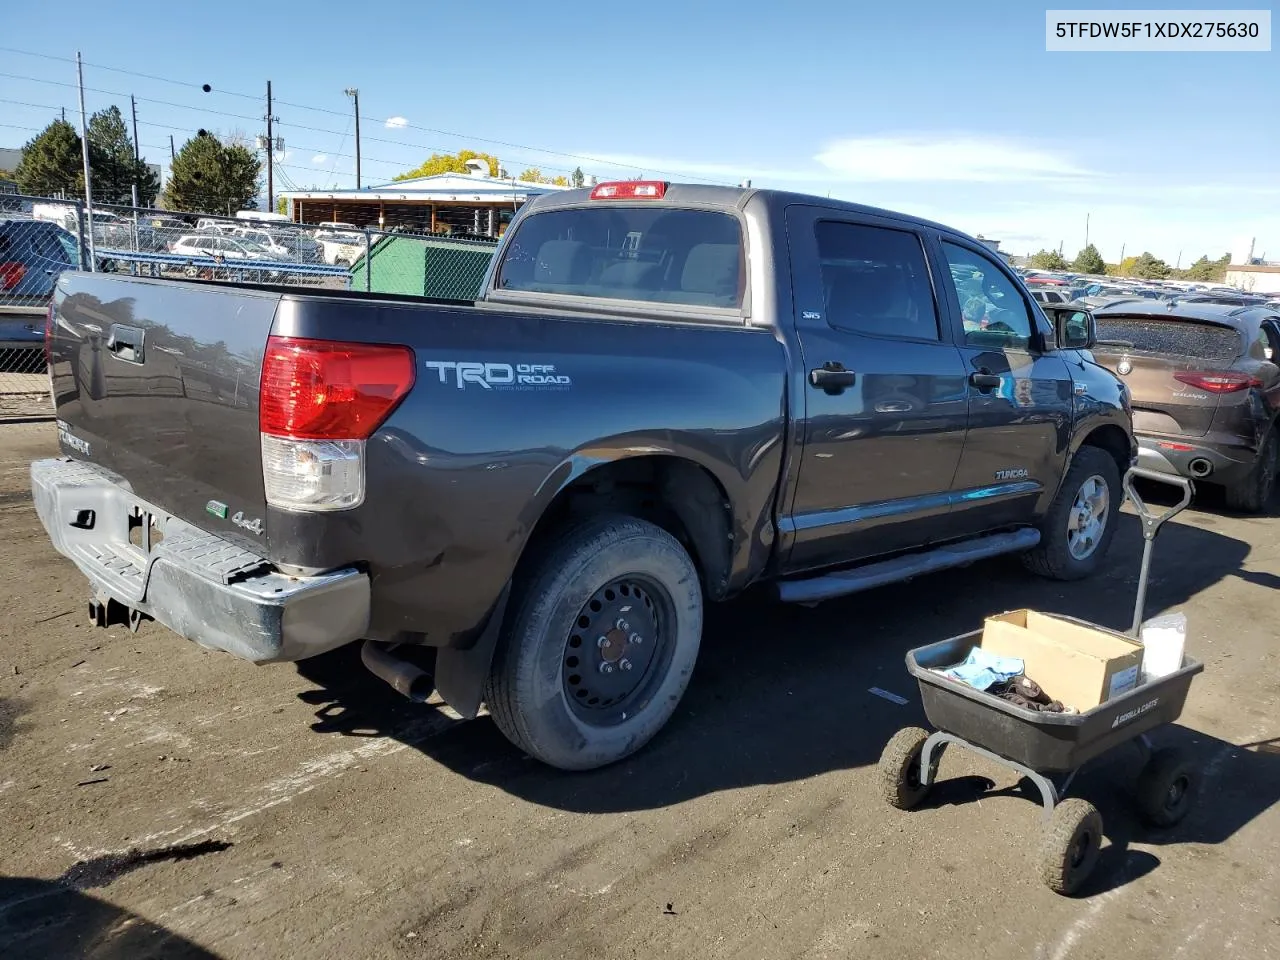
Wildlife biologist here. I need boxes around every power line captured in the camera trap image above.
[0,48,733,184]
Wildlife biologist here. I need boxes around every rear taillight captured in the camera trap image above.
[589,180,668,200]
[1173,371,1260,394]
[259,336,415,512]
[0,261,26,290]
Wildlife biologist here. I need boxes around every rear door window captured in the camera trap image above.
[496,206,744,309]
[814,221,940,340]
[1094,316,1242,361]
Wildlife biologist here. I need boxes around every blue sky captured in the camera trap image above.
[2,0,1276,262]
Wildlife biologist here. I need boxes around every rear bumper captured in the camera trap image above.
[1136,434,1256,484]
[31,457,370,663]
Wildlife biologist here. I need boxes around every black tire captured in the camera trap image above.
[1022,446,1121,581]
[1224,429,1277,514]
[484,515,703,771]
[1134,748,1197,828]
[878,726,932,810]
[1039,798,1103,896]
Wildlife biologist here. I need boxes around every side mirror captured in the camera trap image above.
[1048,306,1096,350]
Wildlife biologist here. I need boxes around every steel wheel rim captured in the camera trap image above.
[1067,474,1109,560]
[562,575,676,727]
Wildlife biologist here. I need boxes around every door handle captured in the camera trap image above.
[970,371,1002,391]
[107,324,145,364]
[809,362,856,395]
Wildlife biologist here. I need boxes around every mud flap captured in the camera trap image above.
[432,582,511,720]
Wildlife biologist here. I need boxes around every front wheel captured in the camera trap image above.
[485,515,703,771]
[1022,446,1121,581]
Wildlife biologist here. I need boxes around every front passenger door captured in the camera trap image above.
[936,239,1074,534]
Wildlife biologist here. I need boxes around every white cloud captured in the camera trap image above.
[384,116,408,129]
[814,135,1094,183]
[311,154,328,163]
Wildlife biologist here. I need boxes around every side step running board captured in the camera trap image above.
[776,528,1041,605]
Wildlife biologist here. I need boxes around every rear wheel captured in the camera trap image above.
[484,515,703,771]
[1022,446,1121,581]
[1224,429,1277,514]
[1134,748,1197,828]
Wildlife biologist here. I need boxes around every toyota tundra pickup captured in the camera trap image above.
[33,182,1134,770]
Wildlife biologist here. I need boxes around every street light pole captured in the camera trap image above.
[344,88,361,189]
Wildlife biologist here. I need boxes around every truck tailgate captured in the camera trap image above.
[50,273,281,554]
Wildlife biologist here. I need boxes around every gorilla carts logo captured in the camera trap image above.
[423,360,571,391]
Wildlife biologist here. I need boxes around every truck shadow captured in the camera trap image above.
[0,876,221,960]
[294,507,1276,878]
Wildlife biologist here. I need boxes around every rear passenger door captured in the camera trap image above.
[934,237,1074,534]
[781,208,970,572]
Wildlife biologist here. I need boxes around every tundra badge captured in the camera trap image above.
[995,468,1029,481]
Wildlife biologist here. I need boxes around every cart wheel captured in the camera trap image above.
[1135,748,1197,828]
[878,727,932,810]
[1039,798,1103,896]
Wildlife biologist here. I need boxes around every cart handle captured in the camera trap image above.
[1124,467,1194,542]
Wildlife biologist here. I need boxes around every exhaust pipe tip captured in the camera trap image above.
[1188,458,1213,478]
[360,640,434,703]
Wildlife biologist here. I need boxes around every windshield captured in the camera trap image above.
[496,206,744,309]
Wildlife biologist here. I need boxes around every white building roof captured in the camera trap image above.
[283,170,573,204]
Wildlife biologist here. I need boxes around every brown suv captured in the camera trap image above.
[1091,300,1280,511]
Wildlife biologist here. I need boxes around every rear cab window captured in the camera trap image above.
[495,205,745,310]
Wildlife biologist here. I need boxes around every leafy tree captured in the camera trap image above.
[276,195,288,216]
[1182,255,1214,281]
[164,132,261,214]
[571,166,585,188]
[1129,251,1170,279]
[15,119,84,197]
[1028,249,1069,271]
[394,150,499,180]
[518,167,570,186]
[87,106,159,206]
[1071,243,1106,275]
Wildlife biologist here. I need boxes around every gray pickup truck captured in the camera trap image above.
[33,182,1134,770]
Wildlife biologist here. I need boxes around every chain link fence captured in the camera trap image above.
[0,193,500,421]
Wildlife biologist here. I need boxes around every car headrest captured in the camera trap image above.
[534,240,592,284]
[681,243,740,298]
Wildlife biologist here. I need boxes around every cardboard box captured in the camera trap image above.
[980,610,1144,711]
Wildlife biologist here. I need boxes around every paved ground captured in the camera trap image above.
[1,420,1277,960]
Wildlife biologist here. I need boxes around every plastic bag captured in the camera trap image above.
[1140,612,1187,683]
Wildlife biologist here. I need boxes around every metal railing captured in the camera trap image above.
[0,193,500,420]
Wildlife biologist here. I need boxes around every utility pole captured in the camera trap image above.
[265,80,274,211]
[345,88,361,189]
[1176,250,1182,270]
[75,51,96,267]
[170,134,176,162]
[130,94,141,208]
[1084,212,1090,250]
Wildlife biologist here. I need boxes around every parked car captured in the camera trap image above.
[316,231,365,266]
[170,234,275,261]
[195,218,241,235]
[0,218,78,352]
[89,211,156,252]
[231,226,322,263]
[35,181,1134,771]
[1092,300,1280,511]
